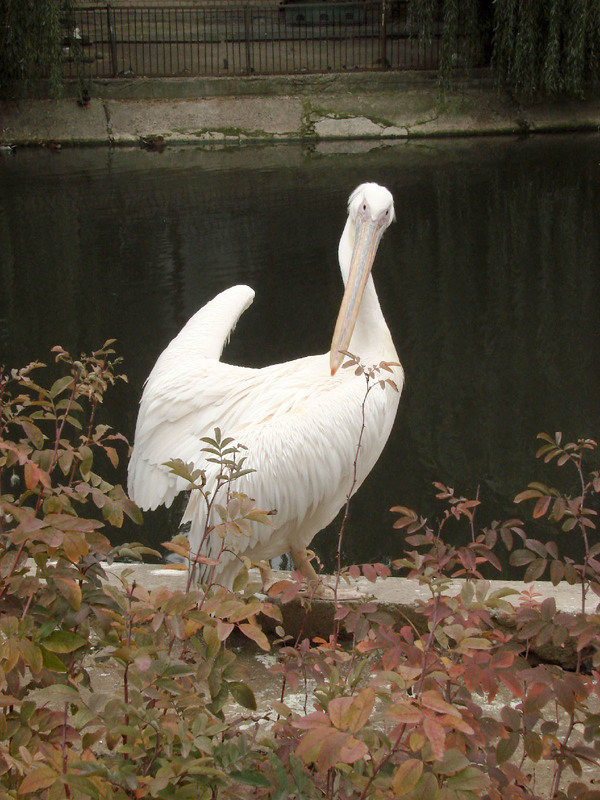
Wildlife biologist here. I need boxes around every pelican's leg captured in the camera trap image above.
[290,548,321,585]
[290,548,363,600]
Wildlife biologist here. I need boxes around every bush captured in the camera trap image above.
[1,345,599,799]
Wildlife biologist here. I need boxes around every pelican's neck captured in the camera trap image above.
[339,216,395,361]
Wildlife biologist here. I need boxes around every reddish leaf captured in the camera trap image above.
[550,559,565,585]
[238,623,270,651]
[533,496,551,519]
[295,725,331,765]
[293,710,329,731]
[523,558,548,582]
[18,765,57,795]
[423,717,446,760]
[421,690,459,717]
[216,620,235,642]
[134,653,152,672]
[328,696,353,731]
[386,702,423,725]
[524,683,552,714]
[337,734,368,766]
[362,563,377,582]
[24,461,41,490]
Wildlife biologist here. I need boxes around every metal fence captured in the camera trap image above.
[61,2,463,79]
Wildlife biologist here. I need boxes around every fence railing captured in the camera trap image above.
[61,2,466,79]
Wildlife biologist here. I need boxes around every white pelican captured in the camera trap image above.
[127,183,403,589]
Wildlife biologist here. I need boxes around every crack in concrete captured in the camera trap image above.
[102,102,114,144]
[405,110,442,135]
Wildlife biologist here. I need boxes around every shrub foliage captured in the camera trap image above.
[1,346,600,799]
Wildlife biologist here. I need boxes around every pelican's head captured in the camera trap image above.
[330,183,395,375]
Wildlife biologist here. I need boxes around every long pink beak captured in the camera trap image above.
[330,215,385,375]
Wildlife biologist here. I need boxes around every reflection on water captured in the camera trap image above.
[1,137,599,573]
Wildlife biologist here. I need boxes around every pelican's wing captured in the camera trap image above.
[127,285,256,509]
[182,357,404,588]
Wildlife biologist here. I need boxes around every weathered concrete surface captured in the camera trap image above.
[2,72,600,146]
[103,563,588,669]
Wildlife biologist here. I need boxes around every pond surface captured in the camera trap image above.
[1,135,599,573]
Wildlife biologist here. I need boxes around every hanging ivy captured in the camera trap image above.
[409,0,600,95]
[0,0,72,99]
[493,0,600,94]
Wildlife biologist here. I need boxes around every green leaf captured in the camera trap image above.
[50,375,74,399]
[42,630,87,653]
[228,681,257,711]
[34,684,80,704]
[54,576,82,610]
[496,732,520,764]
[40,648,67,673]
[391,759,423,796]
[20,420,45,449]
[102,498,124,528]
[524,731,543,762]
[434,748,469,776]
[230,770,270,788]
[18,639,43,674]
[79,445,93,480]
[446,766,488,791]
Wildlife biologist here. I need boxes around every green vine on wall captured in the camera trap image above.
[0,0,72,99]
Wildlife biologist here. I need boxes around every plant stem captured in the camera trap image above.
[61,701,71,798]
[332,375,372,648]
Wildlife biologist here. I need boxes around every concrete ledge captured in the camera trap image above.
[103,563,586,669]
[2,72,600,147]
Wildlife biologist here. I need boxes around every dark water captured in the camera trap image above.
[1,136,599,573]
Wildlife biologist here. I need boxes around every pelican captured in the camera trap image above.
[127,183,403,589]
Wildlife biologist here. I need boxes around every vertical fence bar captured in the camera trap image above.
[194,7,199,75]
[244,6,252,74]
[136,8,142,76]
[106,3,118,77]
[167,7,172,75]
[379,0,388,69]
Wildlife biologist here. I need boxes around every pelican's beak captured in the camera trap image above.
[329,215,385,375]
